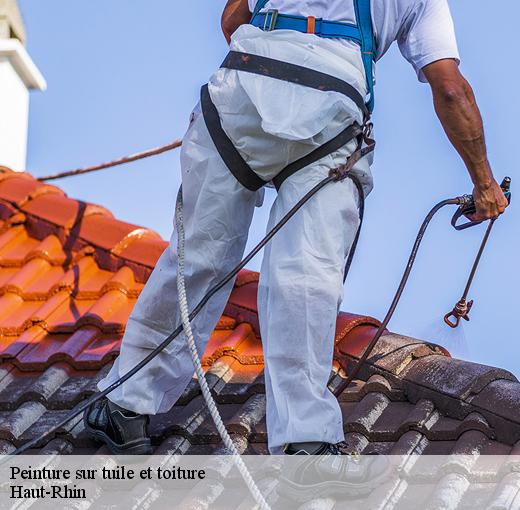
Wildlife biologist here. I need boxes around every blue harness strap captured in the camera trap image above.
[251,0,269,19]
[250,0,376,113]
[354,0,376,112]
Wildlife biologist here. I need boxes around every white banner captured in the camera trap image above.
[1,455,519,509]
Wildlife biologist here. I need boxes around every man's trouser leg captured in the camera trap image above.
[258,143,365,453]
[97,108,258,415]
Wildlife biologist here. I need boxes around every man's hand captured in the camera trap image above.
[423,59,509,221]
[222,0,251,44]
[470,181,509,222]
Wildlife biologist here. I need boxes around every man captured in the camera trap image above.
[85,0,508,460]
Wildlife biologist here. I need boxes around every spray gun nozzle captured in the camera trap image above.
[444,298,474,329]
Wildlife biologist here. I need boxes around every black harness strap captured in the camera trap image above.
[222,51,368,119]
[201,51,373,193]
[272,123,362,190]
[202,84,364,192]
[200,84,265,192]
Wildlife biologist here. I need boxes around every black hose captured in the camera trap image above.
[343,175,365,283]
[331,197,460,396]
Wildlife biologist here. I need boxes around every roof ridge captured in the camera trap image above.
[336,331,520,445]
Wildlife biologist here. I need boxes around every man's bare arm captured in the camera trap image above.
[222,0,251,44]
[423,59,508,221]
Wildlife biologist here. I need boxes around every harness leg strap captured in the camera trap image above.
[200,84,266,192]
[201,83,365,193]
[201,52,375,193]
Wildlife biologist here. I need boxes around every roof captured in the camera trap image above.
[0,165,519,464]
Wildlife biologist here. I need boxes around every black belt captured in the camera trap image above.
[201,51,372,192]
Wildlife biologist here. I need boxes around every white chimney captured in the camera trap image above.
[0,0,46,171]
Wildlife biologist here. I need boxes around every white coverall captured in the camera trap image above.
[99,25,374,453]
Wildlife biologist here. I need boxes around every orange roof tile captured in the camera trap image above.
[0,167,385,372]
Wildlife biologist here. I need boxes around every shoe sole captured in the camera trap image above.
[279,466,392,502]
[84,413,153,455]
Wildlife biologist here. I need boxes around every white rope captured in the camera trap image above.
[175,188,271,510]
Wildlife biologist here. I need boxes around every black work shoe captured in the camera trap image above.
[84,397,152,455]
[280,442,390,501]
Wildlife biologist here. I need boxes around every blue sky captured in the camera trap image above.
[20,1,519,376]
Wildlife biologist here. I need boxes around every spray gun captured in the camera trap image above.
[444,177,512,328]
[331,176,512,397]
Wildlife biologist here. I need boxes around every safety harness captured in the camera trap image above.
[200,0,377,193]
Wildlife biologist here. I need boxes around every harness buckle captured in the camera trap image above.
[363,120,374,141]
[262,9,279,31]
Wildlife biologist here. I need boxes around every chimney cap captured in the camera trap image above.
[0,0,26,44]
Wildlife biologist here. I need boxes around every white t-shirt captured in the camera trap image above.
[247,0,460,82]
